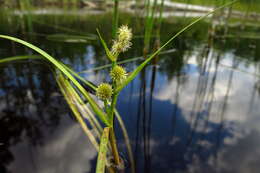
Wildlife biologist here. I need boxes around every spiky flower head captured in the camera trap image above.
[111,25,132,55]
[96,83,113,100]
[110,65,127,83]
[118,25,132,43]
[111,41,124,55]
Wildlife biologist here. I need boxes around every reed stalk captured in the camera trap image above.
[112,0,119,39]
[143,0,158,57]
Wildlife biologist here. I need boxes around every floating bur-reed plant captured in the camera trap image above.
[96,25,133,170]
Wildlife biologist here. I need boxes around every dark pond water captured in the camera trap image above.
[0,7,260,173]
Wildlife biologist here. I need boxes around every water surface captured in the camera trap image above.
[0,7,260,173]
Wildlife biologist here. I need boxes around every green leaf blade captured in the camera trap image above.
[0,34,110,126]
[0,55,42,64]
[115,0,237,93]
[96,29,116,62]
[96,127,110,173]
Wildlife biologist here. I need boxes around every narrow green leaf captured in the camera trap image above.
[0,35,110,126]
[79,56,143,73]
[79,49,176,73]
[0,54,97,93]
[60,62,97,91]
[96,127,110,173]
[96,29,116,62]
[114,110,135,173]
[57,74,100,151]
[60,74,102,136]
[115,0,237,93]
[0,55,41,64]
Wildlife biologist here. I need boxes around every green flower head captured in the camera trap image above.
[118,25,132,43]
[111,25,132,55]
[110,65,127,83]
[96,83,113,100]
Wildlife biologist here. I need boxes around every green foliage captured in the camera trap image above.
[143,0,158,52]
[114,0,238,93]
[96,127,110,173]
[0,55,41,63]
[0,1,237,173]
[0,34,110,126]
[97,29,116,62]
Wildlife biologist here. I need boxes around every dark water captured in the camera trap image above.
[0,7,260,173]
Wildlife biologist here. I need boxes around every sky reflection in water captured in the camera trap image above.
[0,10,260,173]
[117,46,260,173]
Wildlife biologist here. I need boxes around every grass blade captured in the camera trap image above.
[0,55,41,63]
[0,34,110,126]
[0,54,97,96]
[79,56,144,73]
[96,127,110,173]
[57,74,100,150]
[79,49,176,73]
[97,29,115,62]
[115,0,237,93]
[0,55,103,150]
[115,110,135,173]
[61,62,97,91]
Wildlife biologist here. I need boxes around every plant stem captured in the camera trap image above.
[106,85,120,168]
[108,167,116,173]
[109,127,121,166]
[104,100,109,114]
[109,61,118,123]
[108,85,120,168]
[112,0,119,39]
[108,93,121,170]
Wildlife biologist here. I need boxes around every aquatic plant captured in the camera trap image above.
[95,0,237,169]
[143,0,158,56]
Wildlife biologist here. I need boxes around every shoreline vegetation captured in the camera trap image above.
[1,0,260,22]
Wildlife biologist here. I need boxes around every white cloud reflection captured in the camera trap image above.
[151,50,260,172]
[9,120,97,173]
[155,51,260,129]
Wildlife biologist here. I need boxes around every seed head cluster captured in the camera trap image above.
[110,65,127,83]
[96,83,113,100]
[118,25,132,43]
[96,25,132,101]
[111,25,132,55]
